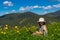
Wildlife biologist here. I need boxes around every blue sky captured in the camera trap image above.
[0,0,60,16]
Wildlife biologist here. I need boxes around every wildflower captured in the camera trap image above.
[1,31,3,34]
[15,26,18,29]
[16,30,21,34]
[0,28,2,30]
[4,25,9,30]
[3,32,6,35]
[25,28,29,31]
[33,26,35,27]
[26,29,29,32]
[17,30,19,33]
[29,28,30,30]
[6,25,8,27]
[4,27,8,30]
[26,28,28,30]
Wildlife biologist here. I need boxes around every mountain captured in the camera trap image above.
[0,12,40,27]
[0,11,60,27]
[44,10,60,23]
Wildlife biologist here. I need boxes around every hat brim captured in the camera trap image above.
[37,21,46,22]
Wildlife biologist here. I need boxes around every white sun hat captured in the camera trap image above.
[37,17,46,22]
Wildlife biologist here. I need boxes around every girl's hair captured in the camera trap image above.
[38,22,45,26]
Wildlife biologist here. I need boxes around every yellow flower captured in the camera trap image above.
[25,28,29,31]
[6,25,8,27]
[29,28,30,30]
[3,32,6,35]
[15,26,18,29]
[26,28,27,30]
[1,31,3,34]
[5,27,8,30]
[27,30,29,31]
[17,30,19,33]
[4,25,9,30]
[0,28,2,30]
[16,30,21,34]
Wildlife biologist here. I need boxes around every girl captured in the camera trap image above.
[37,18,47,36]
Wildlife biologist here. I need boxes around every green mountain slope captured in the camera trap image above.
[0,11,60,27]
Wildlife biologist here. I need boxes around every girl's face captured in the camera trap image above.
[38,22,45,26]
[40,22,44,25]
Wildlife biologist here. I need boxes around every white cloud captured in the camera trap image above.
[19,7,26,11]
[19,5,52,11]
[19,4,60,11]
[11,10,16,13]
[42,5,52,9]
[19,5,40,11]
[53,4,60,8]
[25,6,33,10]
[19,6,32,11]
[3,1,13,6]
[33,5,39,8]
[5,12,9,14]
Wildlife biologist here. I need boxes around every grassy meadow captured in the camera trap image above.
[0,22,60,40]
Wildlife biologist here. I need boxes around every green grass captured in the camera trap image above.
[0,23,60,40]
